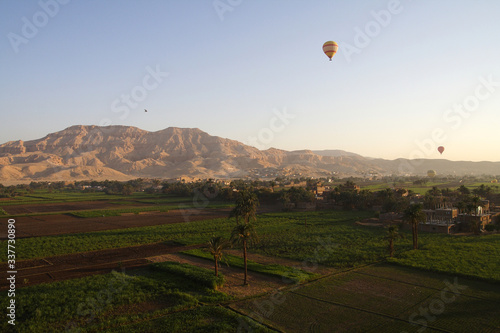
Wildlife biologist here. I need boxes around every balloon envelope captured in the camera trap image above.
[427,170,437,178]
[323,41,338,60]
[438,146,444,154]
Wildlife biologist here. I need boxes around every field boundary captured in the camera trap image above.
[353,267,500,302]
[224,304,285,332]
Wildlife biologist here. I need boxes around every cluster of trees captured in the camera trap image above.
[208,190,259,285]
[279,186,315,210]
[422,184,497,210]
[384,202,427,257]
[209,188,427,270]
[0,184,24,198]
[327,184,411,213]
[325,181,499,217]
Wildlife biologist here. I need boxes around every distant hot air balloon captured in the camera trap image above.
[437,146,444,154]
[323,41,338,61]
[492,179,498,183]
[427,170,437,178]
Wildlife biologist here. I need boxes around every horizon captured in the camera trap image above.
[1,1,500,163]
[1,123,499,164]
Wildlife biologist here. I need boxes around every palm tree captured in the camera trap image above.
[385,225,404,257]
[230,223,259,285]
[466,203,475,215]
[456,201,466,214]
[471,196,482,215]
[230,190,259,224]
[403,203,426,250]
[458,185,470,195]
[207,236,230,277]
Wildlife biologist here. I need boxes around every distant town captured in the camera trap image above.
[3,174,499,235]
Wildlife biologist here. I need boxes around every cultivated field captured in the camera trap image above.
[231,263,500,332]
[1,192,499,332]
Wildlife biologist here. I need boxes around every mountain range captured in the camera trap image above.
[0,125,498,183]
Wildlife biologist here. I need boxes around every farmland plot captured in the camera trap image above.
[231,263,500,332]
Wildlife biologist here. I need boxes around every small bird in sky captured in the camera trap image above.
[144,109,148,112]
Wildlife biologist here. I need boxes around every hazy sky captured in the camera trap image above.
[1,0,499,162]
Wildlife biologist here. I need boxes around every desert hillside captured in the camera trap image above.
[0,125,498,183]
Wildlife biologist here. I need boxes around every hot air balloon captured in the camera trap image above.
[323,41,338,61]
[437,146,444,154]
[427,170,436,178]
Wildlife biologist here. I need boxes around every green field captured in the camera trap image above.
[1,264,277,333]
[183,248,320,284]
[357,179,500,195]
[0,191,153,206]
[1,198,231,219]
[390,234,500,282]
[3,193,500,332]
[231,263,500,332]
[4,210,500,283]
[5,261,498,332]
[108,306,273,333]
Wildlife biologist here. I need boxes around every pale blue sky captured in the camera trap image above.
[1,0,499,162]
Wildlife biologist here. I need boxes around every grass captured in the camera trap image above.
[2,210,499,283]
[0,216,237,261]
[389,233,500,282]
[0,266,232,333]
[68,205,174,218]
[253,211,387,268]
[131,197,195,205]
[0,211,371,262]
[3,206,500,331]
[252,211,500,282]
[0,192,140,206]
[358,179,500,195]
[182,248,320,284]
[151,261,225,290]
[231,263,500,333]
[1,201,232,218]
[0,192,193,206]
[108,305,275,333]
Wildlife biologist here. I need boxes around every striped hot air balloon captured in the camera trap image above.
[323,41,338,61]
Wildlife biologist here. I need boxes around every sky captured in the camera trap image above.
[1,0,500,162]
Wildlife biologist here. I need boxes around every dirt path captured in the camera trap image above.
[147,249,336,298]
[148,253,289,298]
[2,244,301,300]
